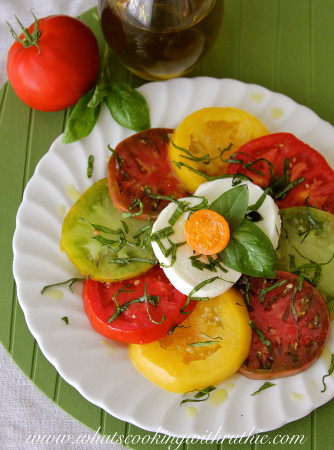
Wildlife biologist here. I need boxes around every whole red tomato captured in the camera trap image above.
[7,15,100,112]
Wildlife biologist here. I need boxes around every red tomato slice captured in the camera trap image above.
[107,128,189,220]
[237,271,330,379]
[227,133,334,213]
[82,265,196,344]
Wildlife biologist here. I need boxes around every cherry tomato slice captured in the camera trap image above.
[184,209,230,255]
[107,128,189,220]
[82,265,196,344]
[237,271,330,379]
[227,133,334,214]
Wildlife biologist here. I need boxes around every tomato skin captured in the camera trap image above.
[7,15,100,111]
[82,265,196,344]
[237,271,330,380]
[107,128,189,220]
[227,133,334,214]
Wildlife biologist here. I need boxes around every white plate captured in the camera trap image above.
[13,77,334,440]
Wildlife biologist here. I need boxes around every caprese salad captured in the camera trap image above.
[53,107,334,395]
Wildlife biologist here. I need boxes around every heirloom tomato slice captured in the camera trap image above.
[227,132,334,213]
[237,271,330,380]
[83,265,195,344]
[276,206,334,318]
[129,288,251,393]
[61,179,156,282]
[107,128,189,220]
[168,107,268,193]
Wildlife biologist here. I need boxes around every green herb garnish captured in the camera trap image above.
[87,155,94,178]
[108,145,129,178]
[249,320,272,352]
[107,282,165,325]
[321,354,334,393]
[188,332,223,347]
[259,279,287,304]
[122,198,144,219]
[41,277,85,294]
[108,257,157,265]
[251,382,275,396]
[61,316,69,325]
[180,386,216,406]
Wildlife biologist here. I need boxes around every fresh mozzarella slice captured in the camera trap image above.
[151,196,241,298]
[195,179,281,249]
[151,178,281,299]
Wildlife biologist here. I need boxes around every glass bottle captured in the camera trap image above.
[98,0,223,80]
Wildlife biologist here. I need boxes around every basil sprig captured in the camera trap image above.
[209,185,276,278]
[62,48,150,144]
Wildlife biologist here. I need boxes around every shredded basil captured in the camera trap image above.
[61,316,69,325]
[298,197,324,242]
[288,247,334,288]
[180,386,216,406]
[107,282,165,325]
[249,320,272,352]
[189,254,228,273]
[108,145,130,178]
[122,198,144,219]
[188,333,223,347]
[41,277,85,294]
[172,160,252,183]
[79,217,124,235]
[248,187,270,211]
[181,276,231,313]
[290,275,303,341]
[321,354,334,393]
[87,155,94,178]
[108,256,157,265]
[259,279,287,304]
[150,226,174,241]
[172,141,233,165]
[144,185,181,205]
[251,382,275,396]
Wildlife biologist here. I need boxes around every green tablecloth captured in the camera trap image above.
[1,2,334,448]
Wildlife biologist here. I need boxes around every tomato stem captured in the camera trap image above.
[7,11,41,54]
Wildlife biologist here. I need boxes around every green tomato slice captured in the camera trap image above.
[61,179,156,282]
[276,206,334,317]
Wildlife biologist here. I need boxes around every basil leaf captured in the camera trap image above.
[62,89,101,144]
[87,81,110,108]
[220,219,276,277]
[105,82,151,132]
[209,185,249,232]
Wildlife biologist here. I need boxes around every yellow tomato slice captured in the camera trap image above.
[129,287,251,393]
[168,107,268,193]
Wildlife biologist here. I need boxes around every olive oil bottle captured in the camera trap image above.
[98,0,223,80]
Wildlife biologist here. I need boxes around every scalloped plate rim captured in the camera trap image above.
[12,77,334,439]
